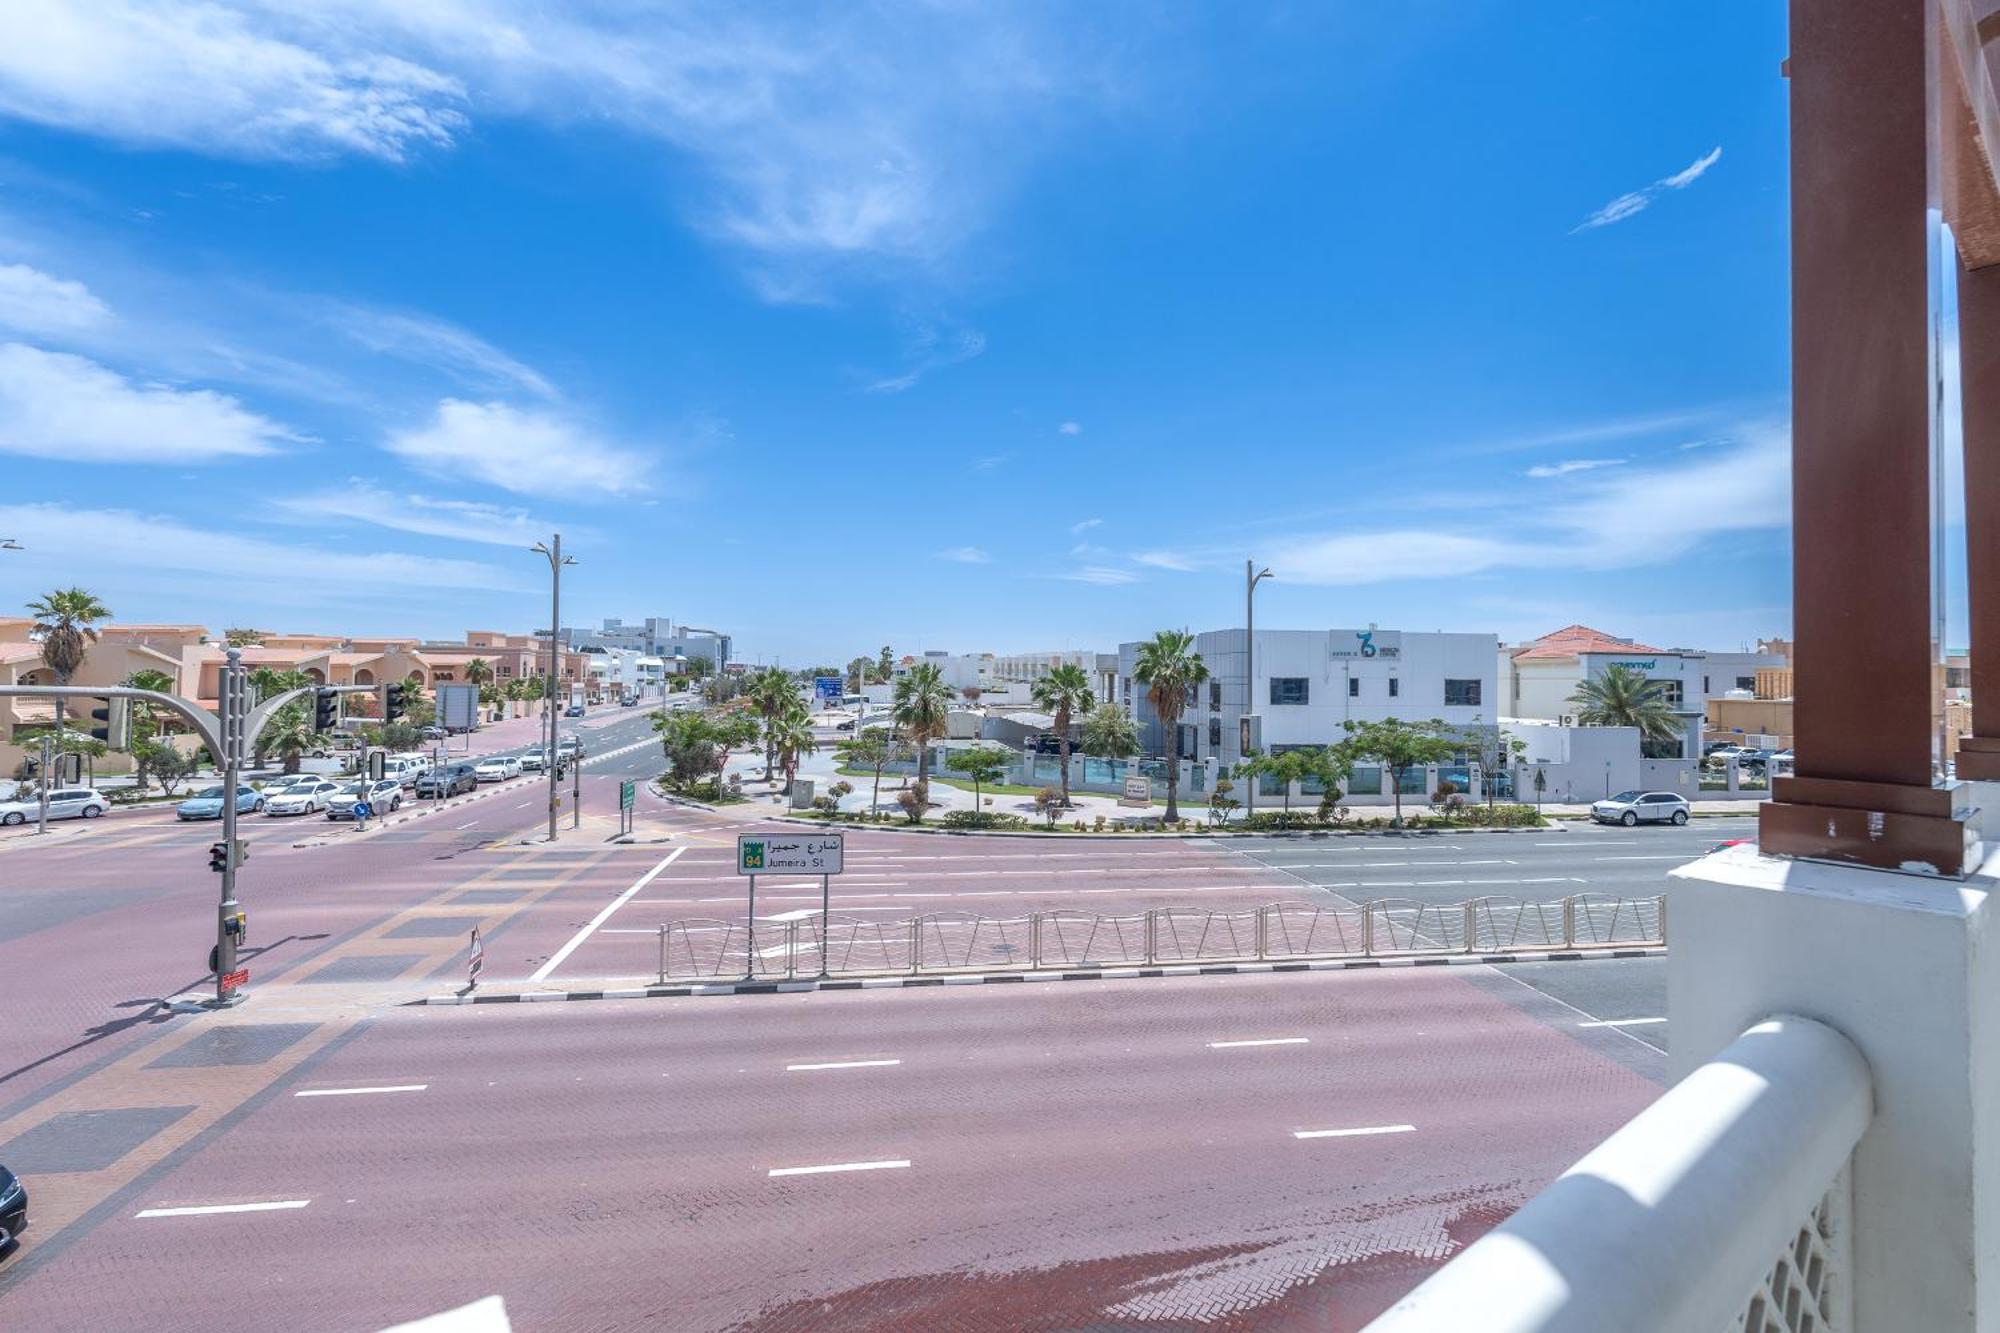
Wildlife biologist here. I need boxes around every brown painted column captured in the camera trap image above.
[1957,262,2000,780]
[1759,0,1973,874]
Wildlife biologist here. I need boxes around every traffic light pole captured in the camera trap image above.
[215,649,247,1005]
[532,534,575,844]
[35,732,51,835]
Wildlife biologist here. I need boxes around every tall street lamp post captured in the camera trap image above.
[532,536,576,842]
[1244,560,1273,818]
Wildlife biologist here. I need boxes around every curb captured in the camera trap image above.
[758,812,1570,842]
[415,945,1668,1005]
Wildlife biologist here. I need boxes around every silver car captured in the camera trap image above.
[326,779,403,820]
[1591,790,1691,826]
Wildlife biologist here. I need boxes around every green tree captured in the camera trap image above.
[246,668,310,767]
[1030,662,1094,809]
[837,726,900,819]
[844,655,873,693]
[892,661,954,791]
[1241,746,1347,820]
[464,658,494,688]
[1341,717,1458,825]
[27,587,112,745]
[747,666,796,780]
[263,701,316,775]
[947,745,1009,809]
[768,700,818,795]
[132,739,196,796]
[1566,665,1683,755]
[1080,701,1139,759]
[222,627,265,646]
[683,655,715,680]
[1460,725,1529,805]
[122,667,179,791]
[1132,629,1209,823]
[876,645,894,681]
[653,709,730,791]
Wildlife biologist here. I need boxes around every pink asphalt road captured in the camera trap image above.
[0,967,1664,1331]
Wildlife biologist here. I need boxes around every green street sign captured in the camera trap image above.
[619,779,636,811]
[739,838,767,872]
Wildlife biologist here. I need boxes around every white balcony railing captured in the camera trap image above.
[1365,1015,1872,1333]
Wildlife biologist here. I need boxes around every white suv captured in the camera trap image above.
[264,779,341,816]
[0,787,110,825]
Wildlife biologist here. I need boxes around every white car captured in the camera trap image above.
[1590,790,1692,826]
[0,787,111,826]
[518,749,548,773]
[473,757,521,783]
[263,778,342,816]
[326,779,403,820]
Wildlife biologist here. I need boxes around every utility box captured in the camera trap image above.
[789,778,815,810]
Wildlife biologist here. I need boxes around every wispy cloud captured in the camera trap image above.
[1133,550,1197,571]
[1070,517,1103,534]
[326,305,554,398]
[938,545,991,564]
[968,453,1011,471]
[385,399,651,498]
[865,322,987,393]
[0,341,301,461]
[273,480,562,547]
[1061,566,1138,586]
[1058,420,1081,436]
[1574,146,1723,232]
[0,261,112,337]
[1525,458,1624,479]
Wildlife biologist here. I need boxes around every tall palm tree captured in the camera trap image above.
[1030,662,1095,809]
[27,587,112,748]
[748,666,796,780]
[464,658,494,688]
[769,700,818,795]
[246,669,310,767]
[1567,665,1683,753]
[1133,629,1209,823]
[892,662,954,793]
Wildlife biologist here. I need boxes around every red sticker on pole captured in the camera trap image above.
[220,968,249,990]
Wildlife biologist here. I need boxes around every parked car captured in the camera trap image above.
[564,703,585,718]
[0,1162,25,1262]
[1591,790,1692,826]
[474,756,522,783]
[263,778,341,816]
[556,736,585,759]
[381,756,428,788]
[419,725,447,741]
[176,785,265,821]
[326,779,404,820]
[414,763,478,797]
[0,787,110,826]
[519,748,549,772]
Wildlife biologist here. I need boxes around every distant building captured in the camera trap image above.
[893,651,994,694]
[563,617,732,672]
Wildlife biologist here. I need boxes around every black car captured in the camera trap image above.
[414,763,478,797]
[0,1163,26,1260]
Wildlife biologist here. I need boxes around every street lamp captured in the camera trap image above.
[1245,559,1273,817]
[531,536,576,842]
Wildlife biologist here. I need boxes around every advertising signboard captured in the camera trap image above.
[436,683,480,733]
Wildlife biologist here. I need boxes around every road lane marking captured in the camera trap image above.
[1594,855,1690,861]
[136,1199,311,1218]
[767,1159,911,1178]
[1577,1017,1667,1028]
[786,1059,902,1071]
[455,821,479,829]
[294,1084,428,1098]
[1208,1037,1309,1049]
[1293,1124,1415,1140]
[531,845,687,981]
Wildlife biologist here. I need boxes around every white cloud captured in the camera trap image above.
[274,480,558,546]
[385,398,651,497]
[0,501,527,593]
[0,342,300,462]
[1062,566,1138,586]
[0,262,112,337]
[327,306,553,397]
[0,0,465,162]
[1133,550,1197,571]
[864,323,986,393]
[968,453,1011,471]
[1525,458,1625,479]
[938,546,991,564]
[1574,146,1723,231]
[1272,530,1528,585]
[1070,517,1103,534]
[1058,421,1081,435]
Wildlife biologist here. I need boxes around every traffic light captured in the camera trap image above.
[313,688,339,733]
[88,697,130,748]
[209,842,229,873]
[384,682,408,723]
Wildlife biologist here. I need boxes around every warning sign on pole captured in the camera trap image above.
[468,928,484,988]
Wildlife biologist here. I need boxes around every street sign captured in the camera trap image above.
[219,968,249,990]
[814,676,842,702]
[620,779,636,811]
[468,928,484,988]
[737,833,843,875]
[1120,774,1153,807]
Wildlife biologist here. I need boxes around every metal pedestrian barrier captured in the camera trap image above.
[648,893,1667,984]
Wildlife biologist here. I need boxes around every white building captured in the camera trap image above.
[1115,626,1500,765]
[1499,625,1788,759]
[893,651,995,694]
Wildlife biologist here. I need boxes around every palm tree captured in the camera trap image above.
[264,702,316,775]
[748,666,796,780]
[1567,665,1683,754]
[246,669,310,767]
[27,587,112,749]
[1080,701,1139,759]
[464,658,494,688]
[769,700,818,795]
[892,662,954,794]
[1030,662,1095,809]
[1133,629,1209,823]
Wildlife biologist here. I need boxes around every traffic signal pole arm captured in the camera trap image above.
[0,684,227,759]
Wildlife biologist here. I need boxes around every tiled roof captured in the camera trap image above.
[1512,624,1665,661]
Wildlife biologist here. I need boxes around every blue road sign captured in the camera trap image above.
[813,676,842,701]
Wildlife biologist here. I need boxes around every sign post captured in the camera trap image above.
[468,927,484,990]
[737,834,844,978]
[814,675,842,710]
[619,779,636,838]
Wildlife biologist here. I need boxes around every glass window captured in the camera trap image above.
[1397,765,1428,794]
[1269,677,1309,705]
[1346,765,1382,795]
[1388,677,1399,698]
[1347,676,1360,698]
[1736,675,1756,691]
[1209,681,1222,711]
[1651,679,1684,707]
[1208,718,1221,748]
[1444,679,1481,706]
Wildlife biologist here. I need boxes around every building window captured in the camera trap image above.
[1209,681,1222,711]
[1270,677,1309,705]
[1444,679,1481,707]
[1736,675,1756,691]
[1347,677,1360,699]
[1651,679,1684,707]
[1209,717,1221,748]
[1388,677,1399,698]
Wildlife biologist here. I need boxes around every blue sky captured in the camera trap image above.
[0,2,1798,664]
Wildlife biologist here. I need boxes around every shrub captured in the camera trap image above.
[939,810,1031,831]
[828,780,854,800]
[896,786,925,824]
[1034,785,1062,828]
[811,794,839,813]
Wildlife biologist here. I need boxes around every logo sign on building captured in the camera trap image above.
[1607,659,1660,671]
[737,834,844,875]
[1330,628,1401,659]
[813,675,843,702]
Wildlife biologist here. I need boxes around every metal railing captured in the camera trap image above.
[1363,1016,1871,1332]
[639,893,1665,983]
